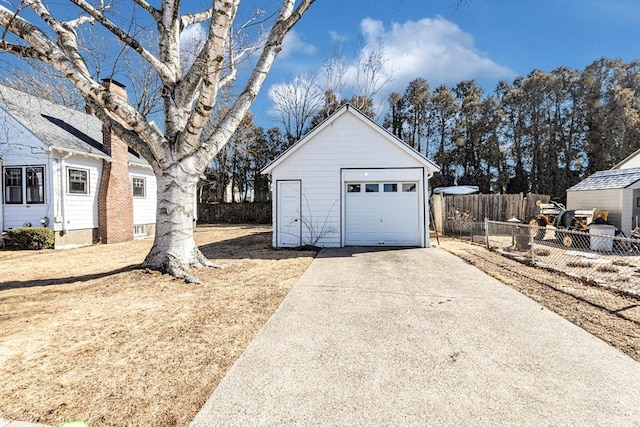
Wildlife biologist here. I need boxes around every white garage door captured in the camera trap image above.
[345,182,420,246]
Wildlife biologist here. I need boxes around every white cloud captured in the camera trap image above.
[353,16,516,92]
[265,16,516,123]
[329,30,347,43]
[280,30,317,58]
[180,24,207,69]
[180,23,207,50]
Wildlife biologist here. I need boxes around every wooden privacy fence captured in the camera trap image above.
[430,193,550,234]
[198,202,272,224]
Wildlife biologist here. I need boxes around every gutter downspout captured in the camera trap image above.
[59,152,72,235]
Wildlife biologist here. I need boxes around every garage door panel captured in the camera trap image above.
[345,179,421,246]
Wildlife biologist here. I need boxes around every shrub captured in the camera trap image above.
[7,227,54,250]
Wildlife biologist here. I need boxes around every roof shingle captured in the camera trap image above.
[0,84,148,165]
[567,168,640,191]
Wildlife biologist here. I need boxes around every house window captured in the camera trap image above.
[3,166,45,204]
[132,176,146,198]
[365,183,379,193]
[26,167,44,203]
[68,168,89,194]
[4,167,22,204]
[134,224,147,236]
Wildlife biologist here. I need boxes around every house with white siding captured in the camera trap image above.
[0,81,156,248]
[567,151,640,235]
[613,149,640,170]
[262,103,440,248]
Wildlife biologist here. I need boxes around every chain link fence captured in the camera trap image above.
[443,219,487,244]
[483,219,640,296]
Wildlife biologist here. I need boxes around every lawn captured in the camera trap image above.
[0,225,317,426]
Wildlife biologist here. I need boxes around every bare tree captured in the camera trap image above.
[332,45,392,118]
[1,61,85,109]
[306,45,392,128]
[268,73,324,143]
[2,17,161,115]
[348,46,392,116]
[320,47,347,96]
[0,0,315,282]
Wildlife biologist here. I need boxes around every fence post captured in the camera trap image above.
[529,223,535,264]
[484,218,490,249]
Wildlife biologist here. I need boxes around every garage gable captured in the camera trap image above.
[262,104,440,175]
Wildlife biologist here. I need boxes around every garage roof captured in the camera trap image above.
[262,103,440,175]
[567,167,640,191]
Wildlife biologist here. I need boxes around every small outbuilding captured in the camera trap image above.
[566,167,640,235]
[262,104,440,248]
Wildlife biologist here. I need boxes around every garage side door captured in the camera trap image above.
[277,180,301,247]
[345,182,420,246]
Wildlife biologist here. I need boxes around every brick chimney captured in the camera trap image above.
[97,78,134,243]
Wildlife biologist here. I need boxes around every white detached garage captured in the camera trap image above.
[262,104,440,248]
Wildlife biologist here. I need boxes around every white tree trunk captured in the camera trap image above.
[143,164,212,283]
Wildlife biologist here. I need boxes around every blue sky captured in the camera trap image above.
[253,0,640,126]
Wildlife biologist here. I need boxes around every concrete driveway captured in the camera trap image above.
[191,247,640,426]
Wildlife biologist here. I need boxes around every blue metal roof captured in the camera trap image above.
[567,167,640,191]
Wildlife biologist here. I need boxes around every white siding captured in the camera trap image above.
[621,180,640,234]
[616,151,640,169]
[129,165,156,226]
[567,179,640,235]
[58,155,102,231]
[0,108,54,230]
[270,111,429,248]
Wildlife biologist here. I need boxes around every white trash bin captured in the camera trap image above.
[589,224,616,251]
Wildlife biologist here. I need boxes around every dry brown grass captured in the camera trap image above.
[439,239,640,361]
[596,264,620,273]
[0,225,316,426]
[565,260,593,268]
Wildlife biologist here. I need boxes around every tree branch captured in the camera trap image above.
[0,40,41,59]
[158,0,181,62]
[181,9,212,29]
[69,0,174,81]
[132,0,160,21]
[64,15,96,28]
[177,1,240,154]
[87,96,166,170]
[0,2,90,80]
[0,6,70,67]
[176,6,263,110]
[200,0,315,164]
